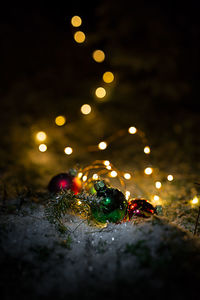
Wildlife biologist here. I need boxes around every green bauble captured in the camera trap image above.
[91,181,127,223]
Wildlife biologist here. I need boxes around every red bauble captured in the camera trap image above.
[127,198,155,219]
[48,173,82,194]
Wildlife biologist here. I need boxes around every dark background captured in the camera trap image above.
[0,0,200,190]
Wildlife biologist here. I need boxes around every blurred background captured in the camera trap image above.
[0,0,200,199]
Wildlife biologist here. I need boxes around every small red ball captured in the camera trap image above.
[127,198,155,219]
[48,173,82,194]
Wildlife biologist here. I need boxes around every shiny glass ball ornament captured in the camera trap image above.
[127,198,156,219]
[91,181,127,223]
[48,173,82,194]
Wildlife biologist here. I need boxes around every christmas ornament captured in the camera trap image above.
[48,169,82,194]
[91,181,127,223]
[127,198,156,219]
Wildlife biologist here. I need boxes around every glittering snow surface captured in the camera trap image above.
[1,203,200,300]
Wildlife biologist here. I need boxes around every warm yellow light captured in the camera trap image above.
[92,50,105,63]
[55,115,66,126]
[81,104,91,115]
[144,146,150,154]
[125,191,131,200]
[103,160,110,166]
[82,175,87,182]
[106,165,112,170]
[77,200,82,205]
[71,16,82,27]
[128,126,137,134]
[64,147,73,155]
[36,131,47,142]
[110,171,117,177]
[155,181,162,189]
[92,174,99,180]
[39,144,47,152]
[167,175,174,181]
[103,71,114,83]
[191,196,199,205]
[124,173,131,180]
[78,172,83,179]
[144,167,153,175]
[95,87,106,99]
[98,141,107,150]
[153,195,160,201]
[74,31,85,43]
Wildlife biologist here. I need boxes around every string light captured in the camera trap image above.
[128,126,137,134]
[106,165,111,170]
[110,171,117,178]
[36,131,47,142]
[78,172,83,179]
[82,175,87,182]
[64,147,73,155]
[124,173,131,180]
[98,141,107,150]
[77,200,82,205]
[39,144,47,152]
[144,167,153,175]
[167,175,174,181]
[81,104,91,115]
[55,115,66,126]
[125,191,131,200]
[92,50,105,63]
[92,174,99,180]
[71,16,82,27]
[103,160,110,166]
[153,195,160,201]
[144,146,150,154]
[74,31,85,43]
[155,181,162,189]
[103,71,114,83]
[191,196,199,205]
[95,87,106,99]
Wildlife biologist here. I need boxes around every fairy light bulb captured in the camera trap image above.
[39,144,47,152]
[125,191,130,200]
[74,31,85,43]
[55,115,66,126]
[71,16,82,27]
[36,131,47,142]
[64,147,73,155]
[155,181,162,189]
[77,200,82,205]
[81,104,91,115]
[98,141,107,150]
[106,165,111,170]
[144,167,153,175]
[82,175,87,182]
[144,146,150,154]
[124,173,131,180]
[103,160,110,166]
[110,171,117,177]
[153,195,160,201]
[95,87,106,99]
[191,196,199,205]
[92,50,105,63]
[92,174,99,180]
[128,126,137,134]
[78,172,83,179]
[167,175,174,181]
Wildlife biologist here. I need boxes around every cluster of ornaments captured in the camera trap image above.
[48,170,158,224]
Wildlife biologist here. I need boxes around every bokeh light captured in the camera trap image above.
[95,87,106,98]
[36,131,47,142]
[191,196,199,204]
[104,160,110,166]
[144,146,150,154]
[92,174,99,180]
[125,191,130,200]
[155,181,162,189]
[82,175,87,182]
[81,104,91,115]
[124,173,131,180]
[144,167,153,175]
[153,195,160,201]
[167,175,174,181]
[74,31,85,43]
[98,141,107,150]
[103,71,114,83]
[39,144,47,152]
[128,126,137,134]
[64,147,73,155]
[71,16,82,27]
[55,115,66,126]
[92,50,105,62]
[110,171,117,177]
